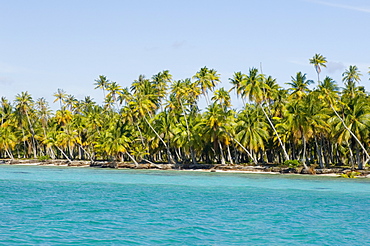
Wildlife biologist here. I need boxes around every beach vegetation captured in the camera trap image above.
[0,55,369,171]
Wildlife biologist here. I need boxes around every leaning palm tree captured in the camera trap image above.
[318,77,370,169]
[309,53,327,82]
[241,68,290,161]
[236,105,268,164]
[169,79,201,164]
[15,92,38,158]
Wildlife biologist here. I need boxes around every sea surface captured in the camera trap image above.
[0,165,370,245]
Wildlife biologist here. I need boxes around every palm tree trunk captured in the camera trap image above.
[48,147,56,159]
[77,143,94,164]
[56,146,72,163]
[5,148,14,160]
[231,138,257,165]
[218,140,226,164]
[331,104,370,168]
[25,110,37,158]
[314,136,324,168]
[227,145,234,165]
[126,151,138,167]
[143,116,175,164]
[302,136,309,171]
[179,99,197,165]
[346,140,355,170]
[259,104,290,161]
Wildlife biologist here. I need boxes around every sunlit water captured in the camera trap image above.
[1,165,369,245]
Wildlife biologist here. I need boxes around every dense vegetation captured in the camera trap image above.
[1,54,369,169]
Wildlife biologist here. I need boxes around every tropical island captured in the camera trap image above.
[1,54,369,176]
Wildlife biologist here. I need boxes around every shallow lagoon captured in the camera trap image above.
[1,165,369,245]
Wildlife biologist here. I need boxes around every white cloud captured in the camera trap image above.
[306,0,370,13]
[0,77,13,86]
[326,61,345,74]
[172,40,186,49]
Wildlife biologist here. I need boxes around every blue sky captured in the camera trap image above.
[1,0,369,110]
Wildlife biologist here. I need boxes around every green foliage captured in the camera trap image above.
[1,61,370,169]
[339,171,361,178]
[284,160,301,168]
[38,155,51,161]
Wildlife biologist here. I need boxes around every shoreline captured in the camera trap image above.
[2,159,369,178]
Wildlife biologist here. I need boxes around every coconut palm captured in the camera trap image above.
[0,124,17,159]
[0,97,13,126]
[169,79,201,164]
[229,71,247,103]
[287,72,314,99]
[212,87,231,109]
[309,53,327,82]
[342,65,362,85]
[14,92,38,158]
[64,94,79,112]
[152,70,172,108]
[193,67,220,105]
[342,65,362,99]
[236,105,268,164]
[94,75,111,98]
[241,68,290,161]
[106,81,123,111]
[200,102,234,164]
[319,76,370,168]
[53,88,67,110]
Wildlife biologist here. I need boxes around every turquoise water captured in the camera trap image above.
[1,165,370,245]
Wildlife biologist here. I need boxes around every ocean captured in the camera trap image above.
[1,165,369,245]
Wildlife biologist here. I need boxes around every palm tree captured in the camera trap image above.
[0,124,17,159]
[212,87,231,109]
[106,81,123,110]
[0,97,13,126]
[319,76,370,168]
[283,98,316,170]
[152,70,172,108]
[64,94,78,112]
[241,68,290,161]
[94,75,111,98]
[15,92,38,158]
[309,53,327,82]
[229,71,247,104]
[264,76,281,106]
[94,119,138,166]
[342,65,362,99]
[200,102,235,164]
[287,72,314,99]
[343,96,370,169]
[53,88,67,110]
[43,130,72,163]
[35,97,52,144]
[236,105,268,164]
[169,79,201,164]
[129,82,175,164]
[342,65,362,85]
[241,68,266,103]
[193,67,220,105]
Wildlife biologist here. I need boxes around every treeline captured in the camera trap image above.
[0,54,369,169]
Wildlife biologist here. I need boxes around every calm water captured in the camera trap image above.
[1,165,370,245]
